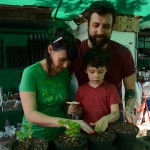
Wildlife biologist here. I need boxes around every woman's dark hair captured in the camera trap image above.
[44,27,79,74]
[86,1,117,26]
[83,49,110,70]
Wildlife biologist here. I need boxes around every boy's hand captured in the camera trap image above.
[90,116,109,133]
[67,101,79,114]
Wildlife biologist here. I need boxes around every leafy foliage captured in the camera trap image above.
[58,119,81,141]
[16,130,24,142]
[16,123,32,142]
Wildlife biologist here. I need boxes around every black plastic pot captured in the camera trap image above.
[54,132,87,150]
[112,122,139,150]
[87,129,116,150]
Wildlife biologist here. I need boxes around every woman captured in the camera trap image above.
[19,28,94,149]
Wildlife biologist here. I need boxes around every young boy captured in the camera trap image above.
[68,49,121,133]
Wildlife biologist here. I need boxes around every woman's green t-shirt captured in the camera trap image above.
[19,62,70,141]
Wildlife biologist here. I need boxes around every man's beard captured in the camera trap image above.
[88,33,110,48]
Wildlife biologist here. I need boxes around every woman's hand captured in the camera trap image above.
[75,120,95,134]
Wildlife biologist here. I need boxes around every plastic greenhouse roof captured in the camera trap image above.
[0,0,150,22]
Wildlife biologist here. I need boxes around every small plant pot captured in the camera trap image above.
[112,121,139,150]
[87,129,116,150]
[54,132,87,150]
[11,137,48,150]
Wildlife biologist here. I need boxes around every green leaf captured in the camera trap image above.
[58,119,65,125]
[58,119,81,141]
[16,123,33,141]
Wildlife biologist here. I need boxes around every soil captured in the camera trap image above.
[87,130,116,150]
[11,137,48,150]
[112,122,139,134]
[87,129,116,142]
[54,133,86,146]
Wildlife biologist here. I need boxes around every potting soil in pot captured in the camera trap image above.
[87,129,116,150]
[54,133,87,150]
[112,121,139,150]
[11,137,48,150]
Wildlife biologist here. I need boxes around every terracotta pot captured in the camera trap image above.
[112,121,139,150]
[54,132,87,150]
[87,129,116,150]
[11,137,48,150]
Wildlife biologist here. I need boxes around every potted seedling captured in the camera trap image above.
[112,110,139,150]
[11,123,48,150]
[54,119,87,150]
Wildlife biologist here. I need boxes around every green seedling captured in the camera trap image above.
[58,119,81,141]
[16,123,32,142]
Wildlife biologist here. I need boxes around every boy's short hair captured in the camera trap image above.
[83,49,110,70]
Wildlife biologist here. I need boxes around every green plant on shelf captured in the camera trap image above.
[58,119,81,141]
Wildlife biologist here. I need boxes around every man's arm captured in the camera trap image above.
[123,73,136,124]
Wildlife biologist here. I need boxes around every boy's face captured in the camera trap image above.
[86,65,107,84]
